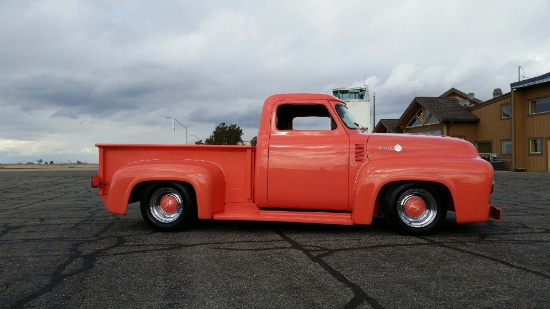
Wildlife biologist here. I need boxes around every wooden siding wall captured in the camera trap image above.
[513,83,550,172]
[470,95,512,157]
[447,123,477,142]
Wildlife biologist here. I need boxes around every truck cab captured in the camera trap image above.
[254,96,363,211]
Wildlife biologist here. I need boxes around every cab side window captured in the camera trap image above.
[276,104,336,131]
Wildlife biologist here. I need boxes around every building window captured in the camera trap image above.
[501,103,512,118]
[529,97,550,114]
[408,116,421,127]
[476,142,492,153]
[501,140,512,155]
[529,138,542,154]
[406,107,439,128]
[457,99,469,107]
[333,88,366,101]
[425,114,439,125]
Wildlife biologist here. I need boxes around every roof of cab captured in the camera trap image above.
[264,93,338,104]
[258,93,343,135]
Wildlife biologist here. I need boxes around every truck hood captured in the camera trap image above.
[366,133,479,161]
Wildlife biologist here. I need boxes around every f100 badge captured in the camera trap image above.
[379,144,403,152]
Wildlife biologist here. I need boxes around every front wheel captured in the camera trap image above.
[384,183,446,235]
[140,182,196,232]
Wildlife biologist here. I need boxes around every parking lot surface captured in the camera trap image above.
[0,170,549,308]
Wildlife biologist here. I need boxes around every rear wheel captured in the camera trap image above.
[140,182,196,231]
[384,183,446,235]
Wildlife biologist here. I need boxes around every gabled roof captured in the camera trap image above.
[440,88,483,105]
[417,97,480,122]
[374,119,402,133]
[511,71,550,90]
[398,97,479,128]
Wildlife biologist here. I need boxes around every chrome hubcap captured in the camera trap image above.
[397,189,437,228]
[150,188,183,223]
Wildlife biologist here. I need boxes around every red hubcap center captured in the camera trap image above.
[404,197,426,218]
[160,196,178,214]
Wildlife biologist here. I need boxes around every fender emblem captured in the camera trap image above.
[379,144,403,152]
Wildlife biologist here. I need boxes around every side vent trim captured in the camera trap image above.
[355,144,366,162]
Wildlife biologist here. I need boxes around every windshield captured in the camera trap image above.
[335,104,360,130]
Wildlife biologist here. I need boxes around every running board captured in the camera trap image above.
[213,203,354,225]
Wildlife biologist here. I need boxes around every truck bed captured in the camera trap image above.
[96,144,255,203]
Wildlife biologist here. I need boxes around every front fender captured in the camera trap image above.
[351,158,491,224]
[104,160,226,219]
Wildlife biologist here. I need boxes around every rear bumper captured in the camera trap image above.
[91,174,101,188]
[489,205,502,221]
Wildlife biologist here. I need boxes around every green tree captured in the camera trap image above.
[205,123,243,145]
[250,136,257,146]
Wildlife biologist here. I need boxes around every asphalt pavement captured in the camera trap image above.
[0,169,548,308]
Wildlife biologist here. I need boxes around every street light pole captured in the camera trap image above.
[167,117,175,144]
[166,116,188,144]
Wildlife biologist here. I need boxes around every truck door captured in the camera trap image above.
[267,102,349,210]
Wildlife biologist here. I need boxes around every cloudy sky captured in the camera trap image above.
[1,0,549,164]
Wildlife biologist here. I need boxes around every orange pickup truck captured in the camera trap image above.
[92,93,501,235]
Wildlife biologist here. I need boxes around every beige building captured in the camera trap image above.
[332,87,372,132]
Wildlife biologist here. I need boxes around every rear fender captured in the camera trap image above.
[105,160,226,219]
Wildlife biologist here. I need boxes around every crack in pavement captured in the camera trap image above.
[0,187,84,214]
[10,219,124,308]
[418,236,550,280]
[0,223,26,239]
[273,228,385,309]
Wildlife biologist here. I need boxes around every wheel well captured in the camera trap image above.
[129,181,196,205]
[377,181,454,213]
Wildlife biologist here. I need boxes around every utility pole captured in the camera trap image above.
[168,117,175,144]
[166,116,188,144]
